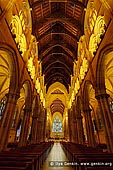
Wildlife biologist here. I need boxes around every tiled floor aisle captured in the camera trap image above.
[41,142,73,170]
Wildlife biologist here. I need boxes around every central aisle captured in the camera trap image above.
[41,142,73,170]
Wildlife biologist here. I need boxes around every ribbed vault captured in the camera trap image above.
[50,98,65,115]
[29,0,88,93]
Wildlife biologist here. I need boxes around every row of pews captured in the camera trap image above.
[61,142,113,170]
[0,141,54,170]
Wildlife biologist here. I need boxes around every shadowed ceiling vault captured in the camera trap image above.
[28,0,88,114]
[29,0,88,92]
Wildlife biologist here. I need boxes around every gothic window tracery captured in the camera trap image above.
[52,116,62,132]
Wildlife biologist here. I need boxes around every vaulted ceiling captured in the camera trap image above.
[50,98,65,115]
[29,0,88,94]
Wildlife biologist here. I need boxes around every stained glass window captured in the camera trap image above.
[16,118,22,139]
[0,96,7,120]
[12,110,17,128]
[52,116,62,132]
[110,101,113,113]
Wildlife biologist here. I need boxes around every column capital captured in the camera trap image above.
[95,93,110,100]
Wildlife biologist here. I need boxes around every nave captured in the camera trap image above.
[41,142,73,170]
[0,140,113,170]
[1,0,113,170]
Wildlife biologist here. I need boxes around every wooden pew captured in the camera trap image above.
[61,142,113,170]
[74,154,113,170]
[0,153,38,170]
[0,141,54,170]
[0,160,30,170]
[0,168,28,170]
[87,167,113,170]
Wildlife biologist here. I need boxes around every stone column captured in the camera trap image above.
[64,108,69,141]
[73,119,78,143]
[39,106,45,142]
[64,117,69,140]
[72,102,78,143]
[35,103,41,143]
[64,119,66,138]
[31,114,38,144]
[96,93,113,153]
[39,120,45,142]
[84,108,96,147]
[36,120,42,143]
[30,101,39,144]
[76,115,84,144]
[18,108,31,147]
[70,108,76,142]
[43,109,47,142]
[68,109,72,142]
[0,93,19,151]
[36,104,45,143]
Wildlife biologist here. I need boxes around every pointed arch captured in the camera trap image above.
[0,43,19,95]
[96,44,113,94]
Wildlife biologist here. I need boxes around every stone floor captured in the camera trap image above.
[41,142,73,170]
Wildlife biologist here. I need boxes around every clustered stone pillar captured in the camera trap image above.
[45,110,50,140]
[43,109,47,142]
[64,108,69,141]
[71,101,78,143]
[64,118,69,140]
[35,104,42,143]
[40,106,46,142]
[83,108,96,147]
[75,103,84,145]
[35,104,46,143]
[66,120,69,141]
[31,106,39,144]
[63,119,66,137]
[68,109,72,142]
[19,108,32,147]
[76,115,84,144]
[0,93,19,151]
[73,102,85,144]
[68,105,84,144]
[70,108,77,143]
[72,102,78,143]
[36,120,42,143]
[34,103,41,143]
[96,93,113,153]
[73,119,78,143]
